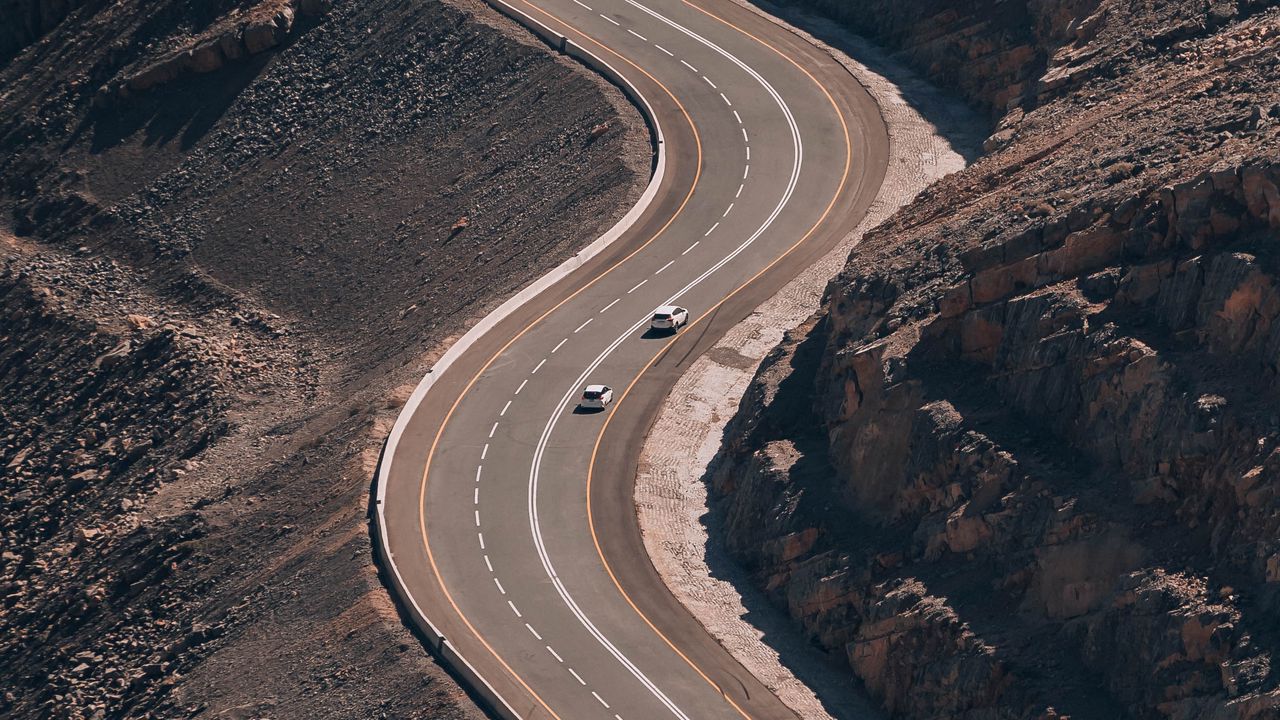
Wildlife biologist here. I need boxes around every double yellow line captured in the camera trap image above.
[416,0,854,717]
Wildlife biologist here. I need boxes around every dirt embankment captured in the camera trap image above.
[715,1,1280,718]
[0,0,649,716]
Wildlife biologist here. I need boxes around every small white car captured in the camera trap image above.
[650,305,689,332]
[579,384,614,410]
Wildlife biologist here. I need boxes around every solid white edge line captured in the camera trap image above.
[527,1,805,716]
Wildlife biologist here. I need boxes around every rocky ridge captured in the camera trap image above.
[714,1,1280,718]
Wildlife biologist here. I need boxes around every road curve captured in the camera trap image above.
[380,0,888,716]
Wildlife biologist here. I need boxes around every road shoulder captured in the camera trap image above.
[634,5,985,717]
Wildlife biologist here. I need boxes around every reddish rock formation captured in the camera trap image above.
[715,1,1280,718]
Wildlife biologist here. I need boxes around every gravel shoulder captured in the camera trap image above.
[634,5,984,717]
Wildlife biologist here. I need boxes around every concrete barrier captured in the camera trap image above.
[371,1,668,718]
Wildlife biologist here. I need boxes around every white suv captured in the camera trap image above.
[579,384,613,410]
[650,305,689,332]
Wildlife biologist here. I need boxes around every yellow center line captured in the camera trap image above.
[584,2,856,719]
[415,1,705,718]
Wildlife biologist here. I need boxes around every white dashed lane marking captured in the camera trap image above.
[703,75,717,89]
[723,203,734,217]
[489,422,499,438]
[532,358,547,374]
[508,600,523,618]
[704,222,719,236]
[568,668,587,686]
[736,183,744,198]
[720,92,732,106]
[680,59,698,72]
[682,241,699,255]
[742,127,749,143]
[627,28,648,41]
[654,43,673,56]
[746,146,750,160]
[733,109,742,124]
[474,510,480,527]
[526,623,542,640]
[572,0,591,8]
[743,164,750,179]
[473,487,479,505]
[655,260,675,275]
[477,532,485,550]
[552,338,568,353]
[481,443,489,460]
[494,577,506,595]
[593,691,611,709]
[574,318,593,333]
[475,465,483,482]
[547,646,564,663]
[484,554,493,572]
[600,13,620,25]
[628,279,647,294]
[500,400,512,416]
[600,298,620,313]
[515,379,528,395]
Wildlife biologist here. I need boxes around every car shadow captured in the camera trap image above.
[572,405,605,414]
[641,327,677,339]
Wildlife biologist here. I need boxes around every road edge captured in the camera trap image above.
[632,5,987,718]
[371,2,667,718]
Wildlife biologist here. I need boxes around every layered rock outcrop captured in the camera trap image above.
[715,1,1280,718]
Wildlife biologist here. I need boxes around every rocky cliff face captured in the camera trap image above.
[715,1,1280,718]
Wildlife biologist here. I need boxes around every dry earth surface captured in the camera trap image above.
[0,0,648,717]
[709,0,1280,718]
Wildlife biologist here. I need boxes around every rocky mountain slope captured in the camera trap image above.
[714,0,1280,718]
[0,0,648,716]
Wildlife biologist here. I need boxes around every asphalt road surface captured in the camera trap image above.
[381,0,889,716]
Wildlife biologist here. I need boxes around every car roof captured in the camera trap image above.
[653,304,682,314]
[584,384,609,393]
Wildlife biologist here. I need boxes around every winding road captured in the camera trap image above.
[378,0,888,716]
